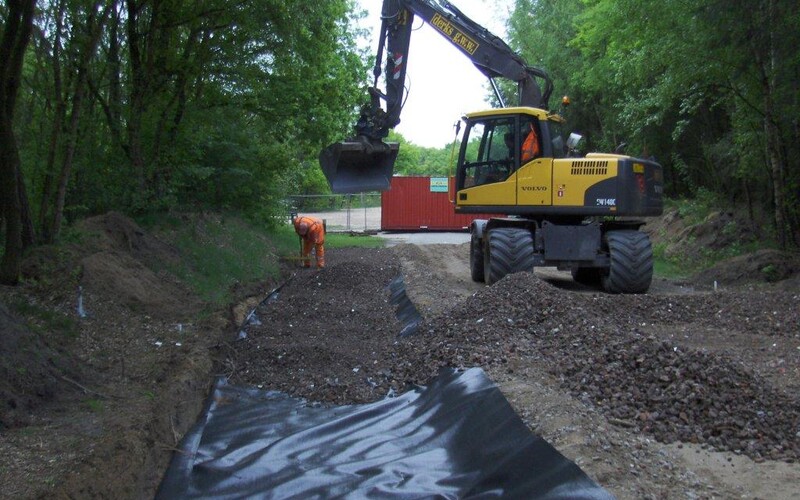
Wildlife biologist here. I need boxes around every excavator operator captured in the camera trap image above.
[293,215,326,268]
[521,121,541,162]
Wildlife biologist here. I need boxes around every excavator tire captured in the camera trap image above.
[483,227,535,285]
[601,230,653,294]
[470,231,485,283]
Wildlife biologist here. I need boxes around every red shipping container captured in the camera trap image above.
[381,176,498,231]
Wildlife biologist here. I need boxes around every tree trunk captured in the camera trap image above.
[51,1,109,239]
[17,160,35,246]
[38,0,67,243]
[0,120,23,285]
[763,0,789,248]
[0,0,37,285]
[126,0,149,192]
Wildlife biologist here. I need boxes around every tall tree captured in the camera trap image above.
[14,0,367,235]
[47,0,109,240]
[0,0,36,285]
[510,0,800,246]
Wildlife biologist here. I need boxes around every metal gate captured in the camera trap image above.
[285,193,382,233]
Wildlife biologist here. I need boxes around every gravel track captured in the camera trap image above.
[228,244,800,499]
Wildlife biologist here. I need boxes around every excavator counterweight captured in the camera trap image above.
[319,137,398,194]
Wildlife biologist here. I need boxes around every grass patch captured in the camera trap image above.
[6,296,80,340]
[664,190,721,225]
[141,212,384,306]
[326,232,385,249]
[652,242,693,279]
[157,216,285,304]
[84,398,104,412]
[653,256,692,279]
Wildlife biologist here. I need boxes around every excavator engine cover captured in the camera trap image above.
[319,138,399,193]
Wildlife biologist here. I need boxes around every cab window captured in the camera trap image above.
[458,117,516,188]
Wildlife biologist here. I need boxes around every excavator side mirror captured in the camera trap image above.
[567,133,582,149]
[566,133,583,157]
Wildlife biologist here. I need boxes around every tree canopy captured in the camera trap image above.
[508,0,799,247]
[2,0,799,283]
[13,0,368,237]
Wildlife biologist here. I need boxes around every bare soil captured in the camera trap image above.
[2,210,800,499]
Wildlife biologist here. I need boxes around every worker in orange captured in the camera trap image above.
[521,122,540,162]
[292,215,325,268]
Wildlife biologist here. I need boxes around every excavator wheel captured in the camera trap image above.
[601,230,653,294]
[483,227,535,285]
[470,231,485,283]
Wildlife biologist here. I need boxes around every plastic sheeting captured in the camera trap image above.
[387,275,423,337]
[157,368,612,499]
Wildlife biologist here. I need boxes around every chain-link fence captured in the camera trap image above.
[285,193,382,233]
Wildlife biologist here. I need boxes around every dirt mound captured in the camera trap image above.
[645,208,800,287]
[693,248,800,288]
[0,302,82,429]
[19,212,197,320]
[80,250,197,320]
[75,212,199,320]
[0,212,221,498]
[649,210,755,258]
[76,211,181,267]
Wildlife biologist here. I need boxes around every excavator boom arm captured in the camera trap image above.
[367,0,552,140]
[320,0,553,193]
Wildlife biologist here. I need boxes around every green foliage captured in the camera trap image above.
[388,131,458,177]
[508,0,800,246]
[651,242,691,279]
[16,0,370,237]
[156,215,284,305]
[84,399,104,412]
[147,211,383,306]
[668,190,721,225]
[760,264,779,282]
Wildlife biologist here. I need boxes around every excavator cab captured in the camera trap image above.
[319,137,399,194]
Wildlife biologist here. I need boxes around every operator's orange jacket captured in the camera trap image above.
[521,123,540,162]
[293,215,325,268]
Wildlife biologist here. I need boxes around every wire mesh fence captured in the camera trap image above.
[285,193,382,233]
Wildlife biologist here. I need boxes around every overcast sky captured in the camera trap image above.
[354,0,514,148]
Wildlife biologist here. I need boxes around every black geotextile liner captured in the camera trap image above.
[157,368,613,499]
[387,275,423,337]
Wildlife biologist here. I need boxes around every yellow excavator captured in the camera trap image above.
[320,0,663,293]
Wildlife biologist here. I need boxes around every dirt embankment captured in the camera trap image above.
[0,213,230,498]
[1,210,800,499]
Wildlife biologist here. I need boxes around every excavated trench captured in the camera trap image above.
[161,244,800,498]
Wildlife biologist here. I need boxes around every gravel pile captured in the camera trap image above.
[227,247,800,463]
[228,248,403,404]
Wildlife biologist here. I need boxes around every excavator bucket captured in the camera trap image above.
[319,139,399,193]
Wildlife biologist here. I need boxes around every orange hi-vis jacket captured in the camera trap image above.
[293,216,326,268]
[521,123,540,162]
